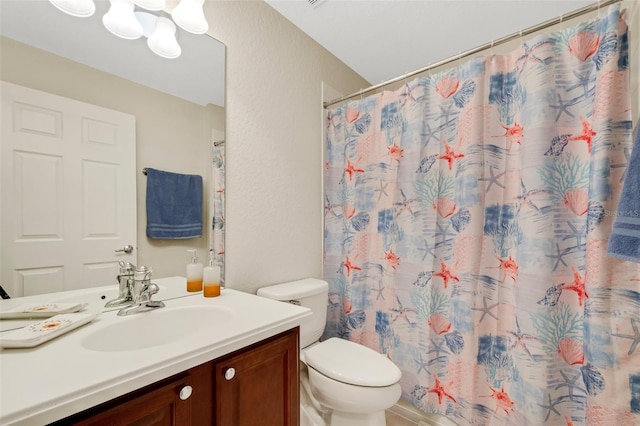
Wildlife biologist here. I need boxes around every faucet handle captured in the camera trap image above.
[131,266,154,302]
[146,283,160,296]
[106,262,137,307]
[134,266,152,282]
[139,283,161,305]
[116,265,164,315]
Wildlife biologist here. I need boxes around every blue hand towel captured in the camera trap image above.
[607,125,640,263]
[146,168,203,239]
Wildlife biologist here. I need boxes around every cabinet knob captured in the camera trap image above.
[179,385,193,400]
[224,367,235,380]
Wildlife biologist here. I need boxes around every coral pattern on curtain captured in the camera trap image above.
[323,6,639,425]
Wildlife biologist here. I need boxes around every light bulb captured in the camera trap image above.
[102,0,143,40]
[171,0,208,34]
[147,17,182,59]
[48,0,95,17]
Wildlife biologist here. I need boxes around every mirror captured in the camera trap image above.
[0,0,225,299]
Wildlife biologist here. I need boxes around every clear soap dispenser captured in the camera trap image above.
[203,249,221,298]
[186,249,203,292]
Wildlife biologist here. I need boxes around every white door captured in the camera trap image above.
[1,81,137,297]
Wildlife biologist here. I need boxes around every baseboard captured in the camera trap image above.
[388,400,458,426]
[388,399,425,423]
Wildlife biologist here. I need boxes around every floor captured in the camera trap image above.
[386,409,458,426]
[385,410,419,426]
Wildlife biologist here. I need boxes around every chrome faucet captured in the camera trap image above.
[105,261,136,308]
[117,266,165,316]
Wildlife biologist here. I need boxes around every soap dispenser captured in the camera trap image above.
[186,249,203,292]
[203,250,221,297]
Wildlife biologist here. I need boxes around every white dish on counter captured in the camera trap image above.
[0,312,97,348]
[0,303,88,320]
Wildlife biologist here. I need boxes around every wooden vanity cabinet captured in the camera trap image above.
[213,326,299,426]
[51,328,299,426]
[64,374,193,426]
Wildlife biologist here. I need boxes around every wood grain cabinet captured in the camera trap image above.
[213,326,299,426]
[51,328,299,426]
[66,375,193,426]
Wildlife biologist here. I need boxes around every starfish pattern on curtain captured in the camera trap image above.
[323,5,639,425]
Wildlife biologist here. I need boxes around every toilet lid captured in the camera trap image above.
[303,337,401,387]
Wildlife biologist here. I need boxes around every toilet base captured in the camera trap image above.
[329,409,386,426]
[306,362,399,426]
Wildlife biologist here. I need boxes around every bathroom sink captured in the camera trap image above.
[82,305,233,352]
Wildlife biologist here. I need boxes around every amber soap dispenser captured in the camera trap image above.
[186,249,203,292]
[203,250,221,297]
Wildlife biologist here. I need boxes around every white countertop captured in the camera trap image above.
[0,279,311,425]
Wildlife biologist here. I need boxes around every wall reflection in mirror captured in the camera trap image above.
[0,0,225,300]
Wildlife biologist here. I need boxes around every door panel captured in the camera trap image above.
[1,81,137,297]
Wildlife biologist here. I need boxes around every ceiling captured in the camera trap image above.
[265,0,595,87]
[1,1,601,106]
[0,0,225,107]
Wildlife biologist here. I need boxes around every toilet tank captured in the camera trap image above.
[257,278,328,349]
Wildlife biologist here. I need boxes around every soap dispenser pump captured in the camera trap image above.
[186,249,203,292]
[203,250,221,298]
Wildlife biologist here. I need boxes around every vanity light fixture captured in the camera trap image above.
[103,0,143,39]
[49,0,96,17]
[137,12,182,59]
[47,0,209,59]
[171,0,208,34]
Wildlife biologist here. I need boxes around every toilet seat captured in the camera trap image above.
[304,337,401,387]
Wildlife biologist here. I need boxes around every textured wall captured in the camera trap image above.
[205,0,368,293]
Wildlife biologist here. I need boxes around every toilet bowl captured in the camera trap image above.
[257,279,402,426]
[304,337,401,426]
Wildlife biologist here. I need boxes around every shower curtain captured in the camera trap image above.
[211,141,225,283]
[323,5,639,425]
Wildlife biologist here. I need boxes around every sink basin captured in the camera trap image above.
[82,305,233,352]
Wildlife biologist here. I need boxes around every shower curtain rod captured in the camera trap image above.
[323,0,622,108]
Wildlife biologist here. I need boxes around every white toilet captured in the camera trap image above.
[257,278,402,426]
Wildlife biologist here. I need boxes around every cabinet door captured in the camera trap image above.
[68,376,192,426]
[214,328,299,426]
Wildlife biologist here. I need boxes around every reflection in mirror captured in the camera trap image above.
[0,0,225,301]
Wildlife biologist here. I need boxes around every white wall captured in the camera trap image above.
[205,0,369,293]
